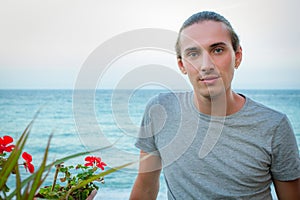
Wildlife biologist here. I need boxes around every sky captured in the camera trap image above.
[0,0,299,89]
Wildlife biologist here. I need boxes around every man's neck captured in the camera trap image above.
[193,89,245,116]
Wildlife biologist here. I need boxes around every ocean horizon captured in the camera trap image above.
[1,89,299,199]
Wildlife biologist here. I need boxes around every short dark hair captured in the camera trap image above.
[175,11,240,59]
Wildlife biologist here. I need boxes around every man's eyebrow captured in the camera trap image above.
[183,42,227,53]
[183,47,200,53]
[210,42,227,48]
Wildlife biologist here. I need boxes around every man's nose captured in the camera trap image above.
[200,52,215,73]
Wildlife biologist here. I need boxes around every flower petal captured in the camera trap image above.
[27,162,35,173]
[5,144,15,152]
[22,152,32,162]
[84,162,93,167]
[94,157,101,163]
[3,135,14,145]
[85,156,93,162]
[96,162,107,170]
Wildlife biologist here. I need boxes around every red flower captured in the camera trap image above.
[0,135,15,154]
[84,156,106,170]
[22,152,34,173]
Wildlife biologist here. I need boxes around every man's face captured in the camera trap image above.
[178,20,242,99]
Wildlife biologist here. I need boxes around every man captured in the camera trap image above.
[130,11,300,199]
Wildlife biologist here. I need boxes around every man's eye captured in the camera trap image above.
[214,48,223,54]
[188,52,199,57]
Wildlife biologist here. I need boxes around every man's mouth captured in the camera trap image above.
[199,76,220,81]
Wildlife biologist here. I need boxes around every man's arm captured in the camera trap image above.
[273,178,300,200]
[130,150,162,200]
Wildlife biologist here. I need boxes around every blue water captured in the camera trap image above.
[0,89,299,199]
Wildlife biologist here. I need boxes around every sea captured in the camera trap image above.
[0,89,299,200]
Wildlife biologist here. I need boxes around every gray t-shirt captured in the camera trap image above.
[135,91,300,200]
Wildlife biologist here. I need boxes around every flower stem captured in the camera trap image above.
[51,163,63,191]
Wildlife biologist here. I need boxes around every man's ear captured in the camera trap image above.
[178,58,187,74]
[235,46,243,69]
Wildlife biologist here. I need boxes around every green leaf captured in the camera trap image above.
[8,139,118,198]
[0,109,40,192]
[14,164,21,200]
[65,161,135,199]
[24,131,53,200]
[5,113,138,199]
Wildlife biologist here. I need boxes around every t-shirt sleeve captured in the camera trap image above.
[271,115,300,181]
[135,96,160,156]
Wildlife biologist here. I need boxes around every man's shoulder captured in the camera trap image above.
[145,91,192,113]
[244,95,286,119]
